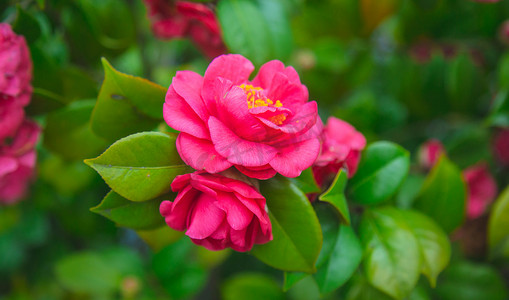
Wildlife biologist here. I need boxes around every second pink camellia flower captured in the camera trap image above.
[164,54,322,179]
[160,171,272,252]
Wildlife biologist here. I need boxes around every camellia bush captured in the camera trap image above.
[1,0,509,299]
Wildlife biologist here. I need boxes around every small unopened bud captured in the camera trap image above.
[121,276,141,299]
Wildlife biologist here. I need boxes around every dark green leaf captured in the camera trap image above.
[488,185,509,258]
[12,6,41,43]
[217,0,271,66]
[395,175,425,209]
[221,273,284,300]
[44,100,108,161]
[414,155,466,233]
[314,225,362,294]
[349,141,410,205]
[136,226,183,252]
[252,176,322,273]
[319,169,351,225]
[90,58,166,142]
[290,167,321,195]
[91,191,166,230]
[84,132,190,202]
[359,207,421,299]
[434,261,508,300]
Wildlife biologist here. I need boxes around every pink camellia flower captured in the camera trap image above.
[418,139,445,170]
[493,129,509,166]
[312,117,365,186]
[0,97,24,140]
[0,120,40,204]
[463,163,498,219]
[144,0,226,59]
[0,23,32,107]
[164,54,322,179]
[160,171,272,252]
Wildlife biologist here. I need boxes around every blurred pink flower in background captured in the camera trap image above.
[493,129,509,166]
[164,54,322,179]
[463,163,498,219]
[418,139,445,170]
[312,117,365,186]
[144,0,226,59]
[0,121,40,204]
[160,171,272,252]
[0,23,39,205]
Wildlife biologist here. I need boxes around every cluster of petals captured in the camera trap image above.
[463,163,498,219]
[164,54,322,180]
[312,117,366,186]
[144,0,226,59]
[0,23,39,204]
[160,171,272,252]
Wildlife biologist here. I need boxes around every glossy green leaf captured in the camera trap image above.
[319,169,351,225]
[435,261,508,300]
[395,174,425,209]
[349,141,410,205]
[217,0,271,66]
[359,207,421,300]
[400,210,451,287]
[346,275,393,300]
[84,132,190,202]
[252,176,322,273]
[222,273,284,300]
[290,167,321,195]
[90,191,166,230]
[90,58,166,142]
[55,252,120,295]
[414,155,466,233]
[44,100,108,161]
[488,185,509,258]
[315,225,362,294]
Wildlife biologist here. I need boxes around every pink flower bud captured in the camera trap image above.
[160,171,272,252]
[418,139,445,170]
[463,163,497,219]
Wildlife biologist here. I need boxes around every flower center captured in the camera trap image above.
[239,84,287,125]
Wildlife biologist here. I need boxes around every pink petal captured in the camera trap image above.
[186,193,225,239]
[0,156,17,177]
[164,87,209,139]
[269,138,321,178]
[171,71,208,121]
[176,133,232,173]
[235,165,277,180]
[215,192,253,230]
[208,116,277,167]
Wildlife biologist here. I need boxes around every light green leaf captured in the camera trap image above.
[90,58,167,142]
[84,132,190,202]
[349,141,410,205]
[319,169,351,225]
[414,155,466,233]
[222,273,284,300]
[488,185,509,258]
[252,176,322,273]
[359,207,421,299]
[91,190,166,230]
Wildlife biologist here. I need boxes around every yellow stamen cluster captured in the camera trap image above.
[239,84,283,109]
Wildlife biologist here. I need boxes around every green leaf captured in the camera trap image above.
[55,252,121,295]
[84,132,190,202]
[435,261,508,300]
[314,225,363,294]
[252,176,322,273]
[90,58,167,142]
[319,169,351,225]
[359,207,421,300]
[44,100,108,161]
[414,155,466,233]
[346,274,393,300]
[395,175,425,209]
[349,141,410,205]
[90,191,166,230]
[221,273,285,300]
[488,185,509,258]
[290,167,321,195]
[400,210,451,287]
[217,0,271,66]
[12,5,41,43]
[256,0,294,60]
